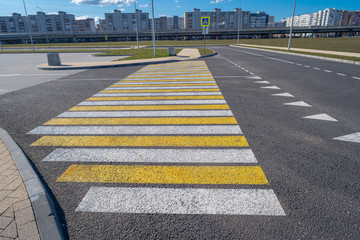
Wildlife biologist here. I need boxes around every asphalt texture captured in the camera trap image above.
[0,46,359,239]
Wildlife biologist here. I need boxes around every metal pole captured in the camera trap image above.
[23,0,35,52]
[237,0,241,44]
[0,41,2,51]
[204,32,206,55]
[36,6,50,48]
[151,0,156,56]
[287,0,296,51]
[134,1,139,49]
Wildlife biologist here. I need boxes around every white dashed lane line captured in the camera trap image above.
[324,70,332,73]
[304,65,310,68]
[336,73,346,76]
[352,76,360,80]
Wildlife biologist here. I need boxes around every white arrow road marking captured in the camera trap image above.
[302,113,338,122]
[261,86,280,90]
[271,93,294,97]
[283,101,312,107]
[333,132,360,143]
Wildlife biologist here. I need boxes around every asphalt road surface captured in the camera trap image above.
[0,46,359,239]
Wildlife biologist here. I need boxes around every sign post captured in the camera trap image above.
[201,17,210,56]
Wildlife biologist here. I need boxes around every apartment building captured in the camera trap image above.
[105,9,149,32]
[0,13,27,33]
[73,18,96,33]
[341,11,360,26]
[249,12,269,28]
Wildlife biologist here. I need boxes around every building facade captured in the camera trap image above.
[0,13,27,33]
[73,18,96,33]
[105,9,149,32]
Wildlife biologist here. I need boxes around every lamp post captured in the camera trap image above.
[134,1,139,49]
[151,0,156,56]
[22,0,35,52]
[237,0,241,44]
[287,0,296,51]
[36,6,50,48]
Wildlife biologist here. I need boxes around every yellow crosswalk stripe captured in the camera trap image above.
[109,83,217,87]
[68,104,230,111]
[44,117,238,125]
[31,135,249,147]
[87,96,224,101]
[100,89,220,93]
[57,165,268,185]
[119,79,215,83]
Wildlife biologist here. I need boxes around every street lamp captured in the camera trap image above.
[287,0,296,51]
[151,0,156,56]
[237,0,241,45]
[22,0,35,52]
[134,1,139,49]
[36,6,50,48]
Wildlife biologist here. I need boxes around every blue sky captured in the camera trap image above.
[1,0,359,22]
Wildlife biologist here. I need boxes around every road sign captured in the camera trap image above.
[201,17,210,27]
[105,35,108,41]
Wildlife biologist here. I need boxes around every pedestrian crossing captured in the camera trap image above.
[28,61,285,216]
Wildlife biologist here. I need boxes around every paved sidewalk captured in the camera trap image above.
[237,44,360,58]
[38,48,203,70]
[0,140,40,240]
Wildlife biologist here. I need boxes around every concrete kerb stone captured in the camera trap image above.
[37,51,217,70]
[229,44,360,65]
[0,128,64,240]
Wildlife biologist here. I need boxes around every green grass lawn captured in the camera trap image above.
[197,48,214,56]
[95,48,183,61]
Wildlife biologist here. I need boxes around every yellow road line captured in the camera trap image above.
[44,117,238,125]
[68,104,229,111]
[125,76,212,78]
[119,79,215,83]
[87,96,224,101]
[57,165,268,185]
[109,83,217,87]
[31,135,249,147]
[100,89,220,93]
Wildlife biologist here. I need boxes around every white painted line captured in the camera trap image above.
[261,86,280,90]
[324,70,332,73]
[123,77,213,80]
[313,67,320,70]
[43,148,257,163]
[76,187,286,216]
[245,70,249,72]
[333,132,360,143]
[296,63,302,66]
[336,73,346,76]
[254,81,270,84]
[27,125,242,135]
[78,99,227,105]
[230,48,265,57]
[213,76,256,78]
[57,110,234,118]
[94,92,222,97]
[304,65,310,68]
[271,93,294,97]
[249,76,262,79]
[0,73,67,77]
[265,57,294,64]
[115,81,214,85]
[0,89,7,92]
[249,73,254,75]
[352,76,360,80]
[106,86,219,90]
[302,113,338,122]
[283,101,312,107]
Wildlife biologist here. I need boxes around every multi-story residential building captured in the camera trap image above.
[166,16,184,30]
[249,12,270,28]
[184,8,252,30]
[97,19,107,32]
[0,13,27,33]
[73,18,96,33]
[105,9,149,32]
[27,11,75,33]
[341,10,360,26]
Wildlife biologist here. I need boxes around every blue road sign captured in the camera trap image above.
[201,17,210,27]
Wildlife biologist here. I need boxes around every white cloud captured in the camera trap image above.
[47,12,58,15]
[139,3,149,7]
[176,5,181,8]
[174,0,179,2]
[210,0,224,3]
[75,15,100,23]
[71,0,135,7]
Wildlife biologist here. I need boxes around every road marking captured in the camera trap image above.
[213,76,256,78]
[302,113,338,122]
[57,165,268,185]
[69,105,229,111]
[283,101,312,107]
[31,135,249,147]
[333,132,360,143]
[87,96,223,101]
[265,57,294,64]
[43,148,257,163]
[304,65,310,68]
[296,63,302,66]
[111,83,217,87]
[261,86,281,90]
[124,77,213,80]
[324,70,332,73]
[271,93,294,97]
[78,100,227,106]
[94,92,222,96]
[254,81,270,84]
[336,73,346,76]
[43,117,238,125]
[28,125,242,135]
[101,89,220,93]
[313,67,320,70]
[352,76,360,80]
[57,110,234,118]
[76,187,285,215]
[0,89,7,92]
[106,86,219,90]
[130,73,211,76]
[0,73,67,77]
[131,72,209,75]
[119,80,215,83]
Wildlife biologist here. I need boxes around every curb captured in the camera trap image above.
[229,45,360,65]
[0,128,64,240]
[37,52,217,70]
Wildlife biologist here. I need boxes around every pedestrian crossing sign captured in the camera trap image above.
[201,17,210,27]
